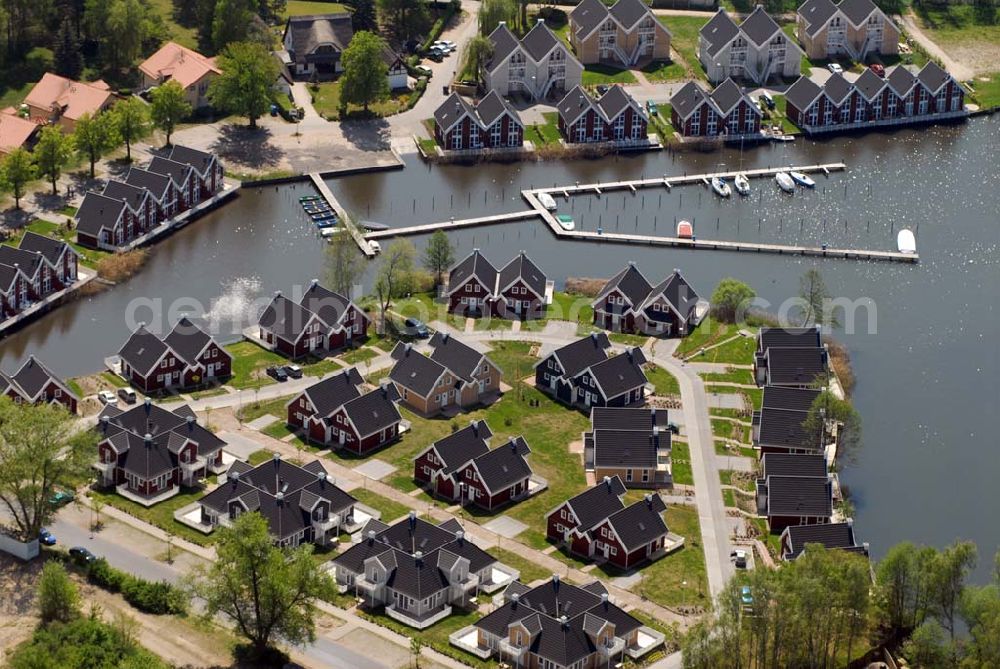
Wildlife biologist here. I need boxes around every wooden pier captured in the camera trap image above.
[309,173,376,257]
[362,163,919,263]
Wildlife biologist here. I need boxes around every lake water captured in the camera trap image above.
[3,117,998,578]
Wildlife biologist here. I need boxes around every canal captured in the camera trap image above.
[2,117,997,578]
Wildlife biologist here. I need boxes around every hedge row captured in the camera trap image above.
[86,558,188,616]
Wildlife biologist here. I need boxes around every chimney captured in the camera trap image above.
[317,471,327,486]
[552,573,560,592]
[537,18,545,25]
[590,332,598,343]
[272,452,281,463]
[144,397,152,412]
[456,529,465,543]
[498,20,506,26]
[408,510,417,530]
[144,432,152,447]
[186,414,195,430]
[366,529,376,542]
[442,332,450,344]
[310,278,319,287]
[100,415,109,431]
[627,260,636,267]
[511,592,520,607]
[404,342,412,355]
[673,268,680,275]
[601,593,609,607]
[274,290,282,297]
[603,475,611,489]
[644,493,653,507]
[276,491,284,504]
[231,470,240,484]
[414,550,423,565]
[379,379,389,397]
[559,615,568,629]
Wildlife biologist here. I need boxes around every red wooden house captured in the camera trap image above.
[1,356,79,413]
[557,84,648,144]
[433,91,524,152]
[0,232,78,317]
[669,77,762,138]
[258,280,369,359]
[118,317,232,393]
[592,263,701,337]
[446,249,550,319]
[168,145,224,199]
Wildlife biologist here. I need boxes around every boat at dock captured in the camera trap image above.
[677,220,693,239]
[360,221,390,231]
[734,174,750,196]
[320,227,338,239]
[775,172,795,193]
[299,195,322,202]
[309,211,337,221]
[790,171,816,188]
[537,192,558,211]
[711,177,731,197]
[556,214,575,231]
[315,218,337,229]
[897,229,916,254]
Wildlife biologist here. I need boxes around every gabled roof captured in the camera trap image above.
[74,191,127,236]
[854,68,886,100]
[760,452,827,478]
[606,495,668,550]
[472,436,532,492]
[0,245,43,278]
[758,326,822,352]
[301,368,363,417]
[0,264,19,293]
[545,333,611,378]
[162,317,215,366]
[9,356,75,400]
[300,281,352,329]
[764,475,832,517]
[784,75,823,111]
[757,407,821,450]
[837,0,878,26]
[798,0,839,36]
[557,85,598,127]
[740,5,783,46]
[670,81,715,121]
[641,269,701,323]
[823,73,854,104]
[521,21,562,61]
[917,61,951,94]
[429,420,492,474]
[0,112,38,154]
[168,145,218,177]
[147,156,193,189]
[447,249,498,295]
[597,262,653,307]
[709,78,746,115]
[764,347,828,386]
[18,231,75,266]
[118,325,170,375]
[283,13,354,56]
[571,0,610,39]
[475,90,521,128]
[589,407,670,469]
[782,521,867,560]
[587,348,648,400]
[610,0,655,30]
[341,384,401,437]
[434,92,478,133]
[596,85,644,122]
[258,293,317,342]
[429,332,490,383]
[699,9,741,58]
[103,179,151,213]
[389,343,448,397]
[487,23,521,71]
[498,251,546,298]
[24,73,113,121]
[558,476,627,531]
[139,42,220,89]
[591,406,669,431]
[125,167,173,202]
[885,65,917,96]
[761,386,821,412]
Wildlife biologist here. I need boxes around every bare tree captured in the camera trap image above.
[373,240,416,333]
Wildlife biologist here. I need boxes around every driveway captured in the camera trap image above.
[899,11,974,80]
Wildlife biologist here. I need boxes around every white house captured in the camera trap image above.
[484,21,583,101]
[699,7,803,85]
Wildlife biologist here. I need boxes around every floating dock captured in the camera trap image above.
[362,163,919,263]
[309,173,376,257]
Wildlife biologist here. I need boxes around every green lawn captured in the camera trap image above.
[89,487,216,546]
[582,64,638,86]
[715,440,757,459]
[632,504,709,607]
[0,80,34,111]
[520,291,593,331]
[971,71,1000,109]
[711,418,750,443]
[248,448,277,465]
[705,384,762,411]
[722,489,736,507]
[100,371,128,388]
[146,0,200,49]
[301,357,342,377]
[225,341,285,389]
[661,16,709,81]
[237,394,291,424]
[719,469,755,492]
[487,547,552,584]
[699,367,754,385]
[915,4,1000,50]
[310,81,412,120]
[686,333,757,365]
[11,219,110,268]
[646,364,680,396]
[641,59,686,83]
[350,488,413,524]
[773,95,803,135]
[528,112,563,147]
[671,441,692,485]
[283,0,349,18]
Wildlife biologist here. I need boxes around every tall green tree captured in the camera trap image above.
[208,41,279,128]
[194,512,337,660]
[478,0,517,36]
[339,31,389,114]
[112,97,151,162]
[211,0,255,50]
[373,238,416,333]
[801,388,862,460]
[149,80,192,145]
[106,0,151,68]
[422,229,453,288]
[32,126,74,195]
[930,541,977,643]
[798,267,840,328]
[73,111,119,178]
[876,542,937,637]
[37,561,80,624]
[54,13,83,78]
[376,0,429,41]
[459,35,494,84]
[0,397,96,541]
[324,230,365,297]
[346,0,377,31]
[710,277,755,324]
[1,148,36,209]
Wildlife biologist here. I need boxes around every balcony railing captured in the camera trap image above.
[499,639,529,662]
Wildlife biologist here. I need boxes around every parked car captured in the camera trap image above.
[266,365,288,382]
[759,92,776,110]
[68,546,96,564]
[38,528,56,546]
[427,49,444,62]
[667,422,680,435]
[117,387,137,404]
[48,490,74,507]
[646,100,658,116]
[741,585,754,606]
[731,548,748,569]
[97,390,117,405]
[284,364,303,379]
[433,40,456,52]
[596,84,610,96]
[869,63,885,77]
[402,317,430,338]
[827,63,844,75]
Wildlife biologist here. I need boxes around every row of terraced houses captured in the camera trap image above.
[0,233,79,323]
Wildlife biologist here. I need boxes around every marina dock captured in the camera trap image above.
[309,173,376,257]
[362,163,919,263]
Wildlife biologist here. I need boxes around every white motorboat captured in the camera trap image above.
[556,214,575,231]
[320,227,337,239]
[897,229,916,254]
[790,171,816,188]
[734,173,750,196]
[369,240,382,254]
[711,177,731,198]
[775,172,795,193]
[537,192,558,211]
[773,134,795,142]
[677,220,693,239]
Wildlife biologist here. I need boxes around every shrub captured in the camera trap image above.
[95,250,148,282]
[87,558,124,592]
[86,559,187,615]
[25,47,54,78]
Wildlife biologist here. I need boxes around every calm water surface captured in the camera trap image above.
[2,118,998,578]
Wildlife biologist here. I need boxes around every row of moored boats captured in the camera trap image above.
[710,171,815,198]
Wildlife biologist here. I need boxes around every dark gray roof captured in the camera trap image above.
[498,252,546,298]
[597,85,640,121]
[125,167,172,202]
[476,90,520,127]
[18,231,73,266]
[548,333,611,378]
[837,0,877,25]
[610,0,652,29]
[147,156,193,190]
[606,495,668,550]
[378,515,456,554]
[591,428,667,468]
[823,73,854,104]
[798,0,838,36]
[782,521,866,559]
[473,437,532,492]
[764,347,828,386]
[710,78,745,114]
[560,476,627,531]
[917,61,950,94]
[760,453,827,478]
[342,384,401,437]
[762,386,821,411]
[434,92,477,132]
[758,326,822,352]
[168,145,216,176]
[0,263,19,292]
[75,191,126,236]
[571,0,609,39]
[447,249,498,295]
[764,475,832,517]
[302,369,363,417]
[557,85,596,126]
[429,332,488,383]
[0,245,42,278]
[885,65,916,96]
[784,76,823,111]
[740,6,782,46]
[10,356,71,399]
[118,431,176,479]
[588,348,648,399]
[283,13,354,56]
[258,293,316,342]
[301,282,353,329]
[389,343,448,397]
[670,81,713,121]
[119,325,170,375]
[757,407,821,450]
[597,262,653,307]
[162,317,214,366]
[487,23,521,71]
[102,179,149,212]
[440,534,495,573]
[591,406,668,431]
[854,68,886,100]
[386,553,451,599]
[429,421,492,474]
[699,10,740,58]
[521,21,561,61]
[643,269,700,322]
